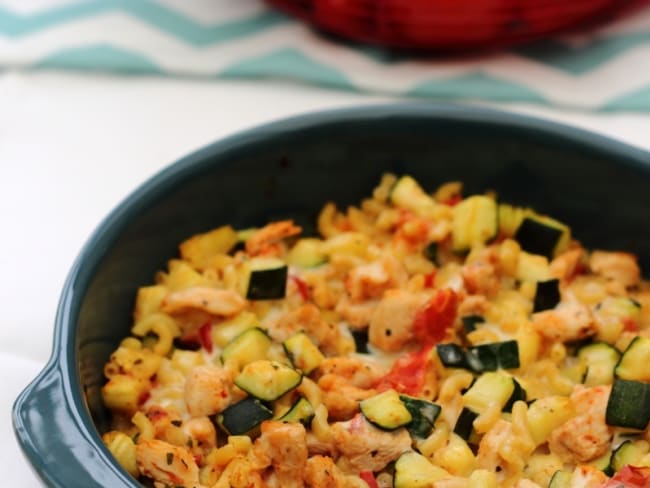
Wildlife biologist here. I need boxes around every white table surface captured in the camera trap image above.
[1,69,648,486]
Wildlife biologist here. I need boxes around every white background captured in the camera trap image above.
[1,69,648,486]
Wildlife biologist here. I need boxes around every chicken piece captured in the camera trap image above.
[345,256,408,302]
[161,287,246,317]
[135,439,202,488]
[331,414,411,472]
[318,374,377,421]
[271,303,343,356]
[590,250,640,288]
[369,289,427,352]
[476,418,534,477]
[457,294,489,319]
[184,365,233,417]
[213,455,265,488]
[462,261,499,297]
[532,302,596,343]
[549,385,613,464]
[550,248,585,281]
[335,298,377,328]
[568,465,608,487]
[246,220,302,256]
[317,356,386,389]
[253,421,308,488]
[182,416,217,456]
[303,455,349,488]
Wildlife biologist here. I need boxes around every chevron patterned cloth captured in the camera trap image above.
[1,0,649,111]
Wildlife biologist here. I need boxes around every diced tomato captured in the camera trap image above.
[413,288,458,345]
[291,275,310,301]
[359,470,379,488]
[198,322,213,354]
[138,391,150,405]
[313,0,374,40]
[423,270,437,288]
[600,465,650,487]
[443,195,463,206]
[375,345,433,396]
[623,318,639,333]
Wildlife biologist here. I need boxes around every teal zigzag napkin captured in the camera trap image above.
[1,0,649,111]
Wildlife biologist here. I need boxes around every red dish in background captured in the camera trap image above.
[266,0,650,50]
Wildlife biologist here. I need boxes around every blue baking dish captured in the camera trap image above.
[13,104,650,487]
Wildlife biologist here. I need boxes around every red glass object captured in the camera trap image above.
[266,0,650,50]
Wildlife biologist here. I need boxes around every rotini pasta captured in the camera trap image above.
[101,174,650,488]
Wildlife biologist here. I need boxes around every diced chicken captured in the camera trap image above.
[369,289,427,352]
[317,356,386,389]
[317,374,377,421]
[477,418,534,477]
[253,421,308,488]
[271,304,342,355]
[345,256,408,302]
[213,455,265,488]
[550,248,585,281]
[532,302,596,343]
[161,287,246,317]
[331,414,411,472]
[568,465,608,487]
[590,251,640,288]
[549,385,613,464]
[136,439,202,488]
[184,365,233,417]
[335,298,377,328]
[462,261,499,297]
[304,455,348,488]
[246,220,302,256]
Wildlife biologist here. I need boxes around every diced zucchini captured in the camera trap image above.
[220,328,272,368]
[389,175,436,215]
[423,241,438,264]
[278,397,315,426]
[590,452,613,476]
[245,257,288,300]
[451,195,498,252]
[526,396,574,446]
[235,360,302,402]
[502,378,527,413]
[465,340,520,373]
[498,203,532,237]
[462,314,484,333]
[610,439,649,473]
[516,252,552,282]
[463,371,519,414]
[351,328,370,354]
[393,451,450,488]
[286,238,326,268]
[577,342,620,387]
[211,312,259,348]
[514,215,570,259]
[533,279,561,313]
[399,395,441,439]
[360,389,412,431]
[283,332,324,375]
[217,397,273,435]
[606,379,650,430]
[436,343,467,369]
[454,407,479,442]
[548,470,572,488]
[615,336,650,382]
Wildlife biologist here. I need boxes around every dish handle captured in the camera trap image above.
[13,361,133,487]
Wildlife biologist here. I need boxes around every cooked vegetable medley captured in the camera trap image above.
[102,174,650,488]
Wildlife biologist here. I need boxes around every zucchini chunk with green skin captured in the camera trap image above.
[245,257,288,300]
[218,397,273,435]
[606,379,650,430]
[578,342,620,387]
[548,470,572,488]
[461,314,484,333]
[451,195,498,252]
[590,452,613,477]
[360,389,412,431]
[615,336,650,381]
[465,340,520,372]
[399,395,441,439]
[283,332,325,374]
[278,397,315,425]
[393,451,450,488]
[235,360,302,402]
[502,378,527,413]
[389,175,436,215]
[436,343,467,369]
[533,279,561,313]
[453,407,479,441]
[220,327,272,367]
[463,371,520,414]
[609,439,648,473]
[514,215,570,259]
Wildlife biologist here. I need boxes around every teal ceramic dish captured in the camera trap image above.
[13,105,650,487]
